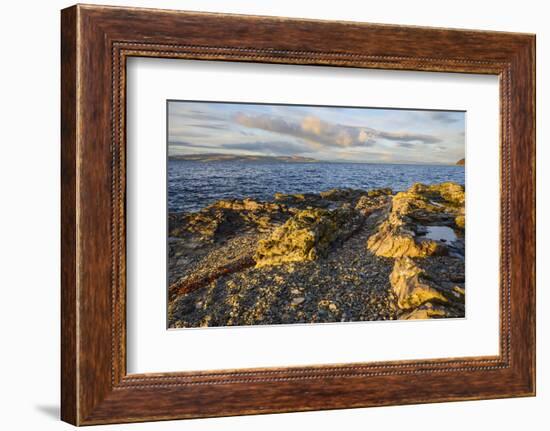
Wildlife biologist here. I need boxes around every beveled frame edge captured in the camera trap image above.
[61,4,535,426]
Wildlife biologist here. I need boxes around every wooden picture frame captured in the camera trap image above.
[61,4,535,425]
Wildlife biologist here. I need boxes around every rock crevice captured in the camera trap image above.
[367,182,465,319]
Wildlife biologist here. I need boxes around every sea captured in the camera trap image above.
[168,160,465,213]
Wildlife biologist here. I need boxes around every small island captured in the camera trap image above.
[456,158,465,166]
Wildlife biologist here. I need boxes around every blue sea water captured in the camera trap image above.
[168,160,465,213]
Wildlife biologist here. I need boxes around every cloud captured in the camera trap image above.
[169,140,216,149]
[234,113,442,148]
[168,140,232,157]
[235,113,376,148]
[377,130,441,144]
[169,128,211,139]
[166,102,464,164]
[185,123,228,130]
[222,140,309,156]
[168,105,228,125]
[429,111,462,124]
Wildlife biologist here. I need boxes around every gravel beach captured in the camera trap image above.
[168,183,465,328]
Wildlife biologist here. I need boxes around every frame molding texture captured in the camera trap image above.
[61,4,535,425]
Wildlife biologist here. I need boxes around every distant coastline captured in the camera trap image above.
[168,153,466,166]
[168,153,319,163]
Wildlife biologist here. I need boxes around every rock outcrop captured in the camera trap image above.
[254,207,363,267]
[390,257,465,318]
[367,182,465,258]
[168,182,465,327]
[354,188,393,216]
[169,198,289,242]
[390,257,448,309]
[273,188,392,212]
[366,182,465,319]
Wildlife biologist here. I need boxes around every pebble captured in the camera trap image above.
[291,297,305,306]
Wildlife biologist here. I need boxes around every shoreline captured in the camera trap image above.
[168,182,465,328]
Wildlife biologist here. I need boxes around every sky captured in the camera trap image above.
[168,101,465,164]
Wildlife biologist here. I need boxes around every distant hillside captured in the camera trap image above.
[456,159,465,166]
[169,153,320,163]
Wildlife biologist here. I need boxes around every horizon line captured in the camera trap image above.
[168,153,464,166]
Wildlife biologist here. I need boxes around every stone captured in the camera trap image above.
[389,257,449,310]
[274,192,307,201]
[453,285,465,296]
[388,257,465,319]
[401,302,449,319]
[291,297,305,306]
[355,193,392,216]
[318,299,339,312]
[367,188,393,197]
[319,188,357,200]
[368,221,443,258]
[455,214,465,229]
[254,207,363,267]
[406,182,465,207]
[168,197,291,241]
[436,182,465,206]
[212,198,284,212]
[367,182,465,258]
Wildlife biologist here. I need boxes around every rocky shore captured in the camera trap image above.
[168,182,465,328]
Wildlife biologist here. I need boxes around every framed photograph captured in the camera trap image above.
[61,4,535,425]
